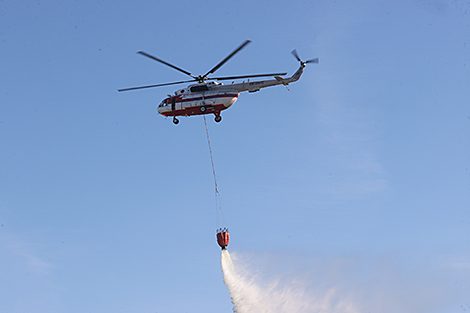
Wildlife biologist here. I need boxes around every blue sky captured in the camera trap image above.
[1,0,469,312]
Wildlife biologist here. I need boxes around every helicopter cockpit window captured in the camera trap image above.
[159,99,168,107]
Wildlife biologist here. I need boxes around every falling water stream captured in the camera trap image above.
[220,250,361,313]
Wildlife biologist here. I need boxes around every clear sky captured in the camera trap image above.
[1,0,469,312]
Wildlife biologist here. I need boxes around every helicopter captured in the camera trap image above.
[118,40,318,124]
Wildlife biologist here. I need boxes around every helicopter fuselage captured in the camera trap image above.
[157,63,307,123]
[157,82,239,119]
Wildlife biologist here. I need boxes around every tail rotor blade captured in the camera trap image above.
[292,49,319,65]
[291,49,301,62]
[306,58,319,64]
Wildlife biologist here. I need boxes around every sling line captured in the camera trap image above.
[203,115,226,227]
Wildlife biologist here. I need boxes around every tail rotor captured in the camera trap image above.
[291,49,319,67]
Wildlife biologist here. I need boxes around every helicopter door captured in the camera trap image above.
[171,97,176,111]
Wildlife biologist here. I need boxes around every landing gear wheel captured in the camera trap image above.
[200,106,207,113]
[173,117,179,125]
[215,115,222,123]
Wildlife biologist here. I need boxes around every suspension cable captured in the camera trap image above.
[203,115,226,228]
[204,115,218,193]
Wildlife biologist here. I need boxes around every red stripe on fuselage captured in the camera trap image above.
[161,103,228,117]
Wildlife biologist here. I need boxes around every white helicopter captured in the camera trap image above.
[118,40,318,124]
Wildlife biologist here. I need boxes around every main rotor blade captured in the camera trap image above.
[118,79,195,92]
[212,72,288,81]
[137,51,196,79]
[203,40,252,78]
